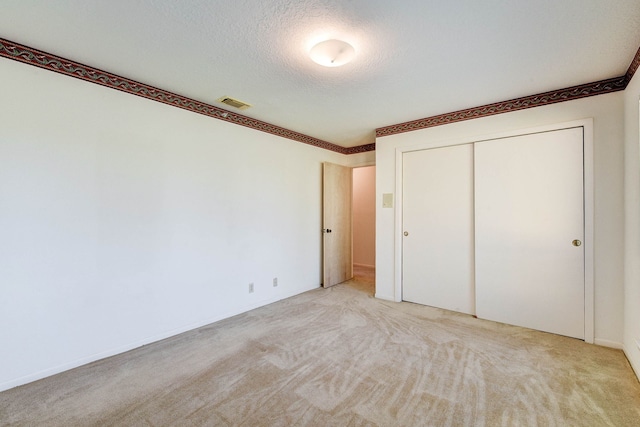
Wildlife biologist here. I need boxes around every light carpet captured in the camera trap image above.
[2,269,640,426]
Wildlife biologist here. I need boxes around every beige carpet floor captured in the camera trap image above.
[2,268,640,426]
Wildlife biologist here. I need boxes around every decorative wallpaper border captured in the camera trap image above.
[377,45,640,138]
[376,76,628,138]
[1,37,639,152]
[626,45,640,84]
[0,38,349,155]
[343,143,376,154]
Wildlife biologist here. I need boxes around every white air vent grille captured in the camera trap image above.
[216,96,252,110]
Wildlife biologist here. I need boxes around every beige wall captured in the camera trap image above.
[376,92,625,348]
[353,166,376,267]
[0,57,365,391]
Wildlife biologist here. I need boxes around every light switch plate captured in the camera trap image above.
[382,193,393,208]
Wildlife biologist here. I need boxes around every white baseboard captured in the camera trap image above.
[594,338,623,349]
[374,292,396,302]
[623,344,640,382]
[353,263,375,269]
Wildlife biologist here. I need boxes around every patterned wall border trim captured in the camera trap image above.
[343,143,376,154]
[2,38,639,153]
[625,44,640,84]
[0,37,350,155]
[376,75,628,138]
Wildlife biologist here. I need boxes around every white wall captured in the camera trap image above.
[352,166,376,267]
[376,92,625,347]
[0,57,364,391]
[624,71,640,376]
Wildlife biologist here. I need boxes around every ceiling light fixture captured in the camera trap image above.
[309,39,356,67]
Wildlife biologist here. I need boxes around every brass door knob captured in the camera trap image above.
[572,239,582,247]
[404,231,409,236]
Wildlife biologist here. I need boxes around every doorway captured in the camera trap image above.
[353,166,376,289]
[322,163,376,291]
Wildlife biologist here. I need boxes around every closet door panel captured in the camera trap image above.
[402,144,475,315]
[474,128,584,339]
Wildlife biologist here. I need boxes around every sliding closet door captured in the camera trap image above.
[402,144,475,315]
[475,128,584,339]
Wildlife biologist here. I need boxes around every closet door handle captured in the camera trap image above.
[572,239,582,247]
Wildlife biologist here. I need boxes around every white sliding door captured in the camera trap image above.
[402,144,475,315]
[474,128,585,339]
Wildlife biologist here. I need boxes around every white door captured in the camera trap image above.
[475,127,585,339]
[323,162,353,288]
[402,144,475,314]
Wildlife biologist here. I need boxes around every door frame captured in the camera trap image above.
[393,118,595,343]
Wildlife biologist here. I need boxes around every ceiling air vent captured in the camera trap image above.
[216,96,252,110]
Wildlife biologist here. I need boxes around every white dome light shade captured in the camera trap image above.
[309,39,356,67]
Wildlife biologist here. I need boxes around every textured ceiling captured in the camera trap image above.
[1,0,639,148]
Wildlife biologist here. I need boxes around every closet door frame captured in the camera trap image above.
[393,118,594,343]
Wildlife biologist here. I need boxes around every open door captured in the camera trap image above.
[323,162,353,287]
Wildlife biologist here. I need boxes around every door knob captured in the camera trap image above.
[572,239,582,247]
[404,231,409,236]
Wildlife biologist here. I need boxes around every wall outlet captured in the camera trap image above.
[273,277,278,287]
[249,283,254,293]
